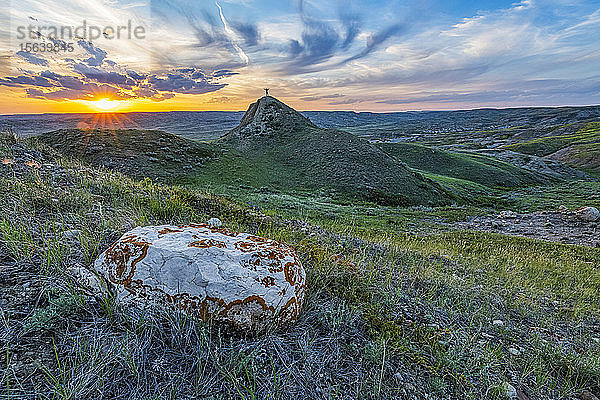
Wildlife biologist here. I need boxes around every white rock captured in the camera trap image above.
[493,319,504,327]
[61,229,81,240]
[575,207,600,222]
[93,223,306,331]
[558,205,569,213]
[508,347,520,356]
[501,382,517,399]
[499,211,518,219]
[207,217,222,227]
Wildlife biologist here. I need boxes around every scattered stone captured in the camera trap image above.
[458,210,599,247]
[207,217,222,227]
[92,223,306,331]
[499,211,518,219]
[558,205,569,213]
[493,319,504,327]
[581,391,600,400]
[501,382,518,399]
[508,347,520,356]
[575,207,600,222]
[403,382,418,393]
[61,229,81,240]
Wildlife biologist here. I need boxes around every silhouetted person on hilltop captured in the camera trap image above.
[264,88,270,96]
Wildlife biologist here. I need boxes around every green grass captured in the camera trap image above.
[377,142,547,188]
[41,126,456,207]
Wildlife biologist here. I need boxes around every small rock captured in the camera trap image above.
[499,211,518,219]
[62,229,81,240]
[575,207,600,222]
[393,372,403,381]
[493,319,504,327]
[404,382,418,393]
[501,382,517,399]
[207,217,222,227]
[558,205,569,213]
[508,347,520,356]
[581,391,600,400]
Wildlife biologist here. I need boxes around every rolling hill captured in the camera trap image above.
[376,142,549,188]
[215,96,454,206]
[504,122,600,173]
[38,128,217,181]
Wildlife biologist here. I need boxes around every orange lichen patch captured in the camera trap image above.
[235,241,257,252]
[188,238,227,248]
[123,276,283,327]
[103,235,150,285]
[220,295,275,316]
[25,160,41,169]
[2,158,14,165]
[279,296,301,321]
[246,235,270,244]
[210,227,238,237]
[158,227,183,236]
[182,223,239,237]
[284,262,301,286]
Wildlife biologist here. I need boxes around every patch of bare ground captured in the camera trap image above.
[457,210,600,247]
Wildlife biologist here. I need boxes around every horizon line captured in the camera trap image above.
[2,103,599,117]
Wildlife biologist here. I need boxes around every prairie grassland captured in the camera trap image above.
[1,135,599,399]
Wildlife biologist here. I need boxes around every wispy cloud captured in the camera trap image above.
[216,2,249,65]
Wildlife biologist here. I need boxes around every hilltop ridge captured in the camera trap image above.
[223,96,316,140]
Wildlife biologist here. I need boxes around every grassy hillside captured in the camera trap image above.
[214,96,455,206]
[377,142,546,188]
[504,122,600,172]
[210,126,454,206]
[38,128,217,181]
[2,132,600,399]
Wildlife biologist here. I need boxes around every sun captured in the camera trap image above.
[92,98,120,111]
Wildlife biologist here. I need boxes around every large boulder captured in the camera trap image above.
[93,223,306,331]
[575,206,600,222]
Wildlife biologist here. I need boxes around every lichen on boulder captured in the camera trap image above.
[92,223,306,331]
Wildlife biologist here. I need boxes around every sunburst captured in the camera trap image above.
[92,98,120,111]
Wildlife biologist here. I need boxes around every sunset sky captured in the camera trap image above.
[0,0,599,114]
